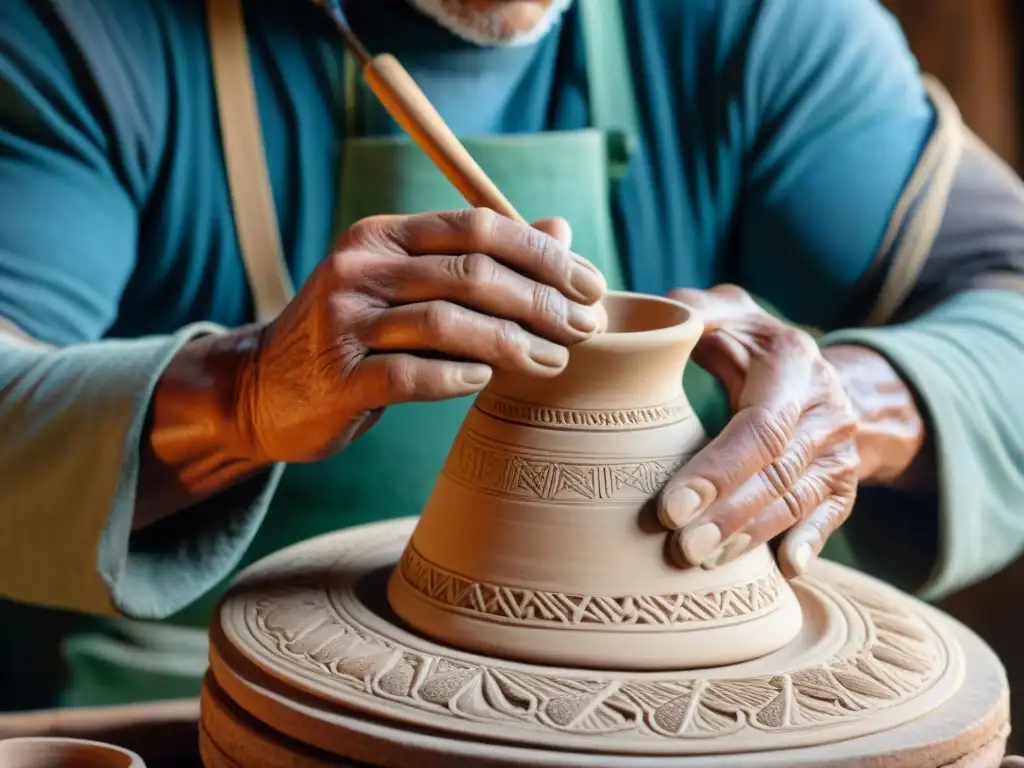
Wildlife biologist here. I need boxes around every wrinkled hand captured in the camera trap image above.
[657,285,859,579]
[236,209,606,464]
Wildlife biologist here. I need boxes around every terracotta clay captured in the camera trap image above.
[203,517,1010,767]
[0,737,145,768]
[389,291,803,670]
[200,292,1011,766]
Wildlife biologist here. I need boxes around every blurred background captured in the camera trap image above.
[2,0,1024,751]
[884,0,1021,169]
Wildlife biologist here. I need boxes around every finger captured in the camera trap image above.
[658,403,802,530]
[531,217,573,247]
[667,284,760,334]
[660,401,850,535]
[693,464,841,569]
[352,209,607,304]
[354,353,494,407]
[362,300,569,378]
[778,471,858,579]
[367,253,601,344]
[671,459,828,568]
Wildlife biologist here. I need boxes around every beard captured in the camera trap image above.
[405,0,575,47]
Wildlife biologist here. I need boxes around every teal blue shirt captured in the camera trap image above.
[0,0,931,343]
[4,0,1024,708]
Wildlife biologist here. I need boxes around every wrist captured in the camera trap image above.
[135,324,269,529]
[822,343,932,489]
[152,325,266,462]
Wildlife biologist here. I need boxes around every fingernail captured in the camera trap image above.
[529,338,569,369]
[681,523,722,565]
[569,262,607,303]
[567,303,600,334]
[459,365,492,387]
[720,533,752,566]
[700,543,728,570]
[658,486,704,529]
[791,542,815,576]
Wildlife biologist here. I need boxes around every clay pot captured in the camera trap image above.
[0,737,145,767]
[388,291,802,670]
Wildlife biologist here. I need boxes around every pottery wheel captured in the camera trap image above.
[203,518,1010,767]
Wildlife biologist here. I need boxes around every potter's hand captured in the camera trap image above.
[657,285,859,579]
[239,210,606,464]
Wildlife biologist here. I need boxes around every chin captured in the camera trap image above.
[408,0,572,47]
[476,0,555,34]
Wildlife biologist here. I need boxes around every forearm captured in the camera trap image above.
[0,324,281,617]
[822,344,933,490]
[1,319,270,532]
[135,325,269,530]
[821,288,1024,598]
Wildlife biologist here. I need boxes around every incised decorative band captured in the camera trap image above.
[445,429,692,504]
[474,392,695,431]
[397,544,786,628]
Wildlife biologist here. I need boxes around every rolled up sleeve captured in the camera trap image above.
[0,330,284,618]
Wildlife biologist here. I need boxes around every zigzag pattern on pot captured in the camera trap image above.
[398,545,785,626]
[446,430,691,503]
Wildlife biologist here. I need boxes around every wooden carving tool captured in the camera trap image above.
[322,3,528,222]
[319,2,609,330]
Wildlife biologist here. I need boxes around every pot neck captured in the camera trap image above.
[484,321,702,413]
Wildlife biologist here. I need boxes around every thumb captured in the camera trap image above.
[531,216,573,248]
[352,408,384,440]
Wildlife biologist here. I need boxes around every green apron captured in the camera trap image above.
[64,0,711,705]
[271,0,637,547]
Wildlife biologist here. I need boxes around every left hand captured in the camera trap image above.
[657,285,860,579]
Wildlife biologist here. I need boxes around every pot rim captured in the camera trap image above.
[581,290,703,351]
[0,737,145,767]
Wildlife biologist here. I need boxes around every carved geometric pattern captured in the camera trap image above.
[398,544,784,626]
[446,430,691,503]
[246,575,946,741]
[474,392,694,431]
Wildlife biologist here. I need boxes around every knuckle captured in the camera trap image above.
[526,225,564,273]
[531,282,566,323]
[770,438,813,491]
[710,283,760,311]
[818,497,850,530]
[779,325,817,354]
[464,207,500,242]
[422,301,460,337]
[453,252,499,289]
[342,215,390,247]
[779,491,803,524]
[328,290,371,321]
[760,463,790,499]
[495,319,529,359]
[711,283,751,302]
[384,357,419,400]
[749,406,794,460]
[328,249,365,285]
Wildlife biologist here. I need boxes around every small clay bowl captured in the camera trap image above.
[0,737,145,767]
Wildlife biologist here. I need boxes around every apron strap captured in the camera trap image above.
[577,0,639,179]
[207,0,295,322]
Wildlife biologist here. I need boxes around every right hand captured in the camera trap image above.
[235,209,607,464]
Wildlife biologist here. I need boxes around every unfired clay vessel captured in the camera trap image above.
[388,291,802,669]
[200,291,1011,766]
[0,737,145,768]
[205,517,1010,767]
